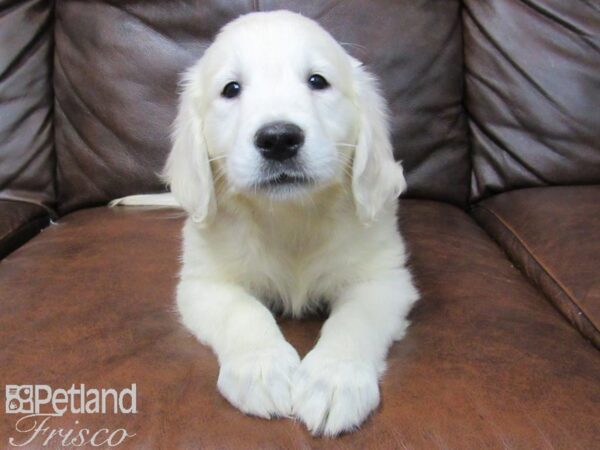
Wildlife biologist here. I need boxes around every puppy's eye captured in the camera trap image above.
[308,74,330,90]
[221,81,241,99]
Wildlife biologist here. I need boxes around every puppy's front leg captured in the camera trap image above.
[292,269,418,436]
[177,280,300,418]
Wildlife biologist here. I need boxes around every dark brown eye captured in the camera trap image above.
[308,74,330,90]
[221,81,241,98]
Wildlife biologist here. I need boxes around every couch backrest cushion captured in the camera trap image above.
[0,0,55,208]
[54,0,469,214]
[464,0,600,202]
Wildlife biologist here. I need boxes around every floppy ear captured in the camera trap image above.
[163,63,216,226]
[351,59,406,223]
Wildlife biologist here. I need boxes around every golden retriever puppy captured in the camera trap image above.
[113,10,418,436]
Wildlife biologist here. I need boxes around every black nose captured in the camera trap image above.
[254,121,305,161]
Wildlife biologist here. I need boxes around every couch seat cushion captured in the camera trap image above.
[473,186,600,347]
[0,202,598,448]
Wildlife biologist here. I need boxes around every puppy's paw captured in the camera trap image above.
[291,351,380,436]
[217,341,300,419]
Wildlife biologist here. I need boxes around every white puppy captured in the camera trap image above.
[115,10,418,436]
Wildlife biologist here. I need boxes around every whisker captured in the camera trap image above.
[339,167,353,180]
[213,170,227,182]
[212,166,229,186]
[332,154,354,179]
[305,192,316,209]
[339,42,367,51]
[334,142,357,148]
[208,155,228,162]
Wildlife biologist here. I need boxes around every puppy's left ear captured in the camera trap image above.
[163,62,217,226]
[351,59,406,223]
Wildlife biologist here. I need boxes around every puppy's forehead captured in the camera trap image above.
[220,11,336,45]
[209,11,349,71]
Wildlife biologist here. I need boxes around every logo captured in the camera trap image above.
[4,384,137,447]
[5,386,34,415]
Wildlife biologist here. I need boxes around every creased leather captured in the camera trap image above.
[0,0,55,208]
[464,0,600,201]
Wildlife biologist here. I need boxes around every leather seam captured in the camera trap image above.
[0,215,50,259]
[475,204,599,336]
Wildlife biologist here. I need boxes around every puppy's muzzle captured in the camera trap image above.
[254,121,305,161]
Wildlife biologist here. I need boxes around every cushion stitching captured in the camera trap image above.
[476,204,599,334]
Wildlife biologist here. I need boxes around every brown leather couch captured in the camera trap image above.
[1,1,598,448]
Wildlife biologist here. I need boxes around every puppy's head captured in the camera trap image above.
[165,11,405,225]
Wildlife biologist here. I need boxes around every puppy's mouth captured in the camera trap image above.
[261,173,311,187]
[253,170,317,195]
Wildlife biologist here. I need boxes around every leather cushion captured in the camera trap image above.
[1,202,598,447]
[54,1,469,214]
[472,186,600,347]
[464,0,600,201]
[0,0,55,207]
[0,199,49,259]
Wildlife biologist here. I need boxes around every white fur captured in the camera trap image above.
[113,11,418,436]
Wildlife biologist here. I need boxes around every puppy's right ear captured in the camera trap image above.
[350,58,405,224]
[163,63,216,225]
